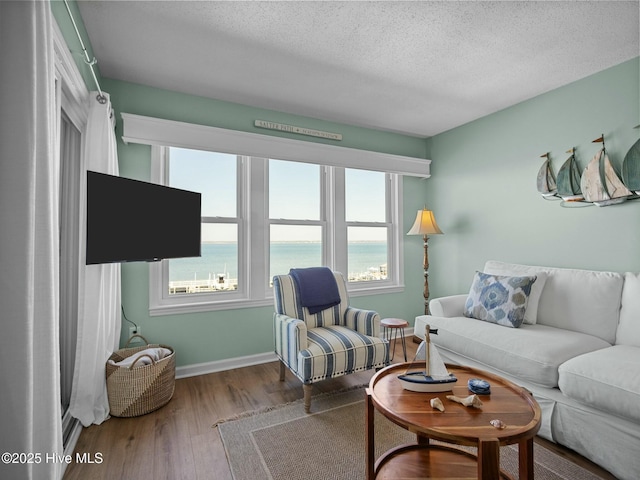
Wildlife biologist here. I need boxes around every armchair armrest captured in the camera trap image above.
[273,313,308,371]
[344,307,381,337]
[429,294,467,317]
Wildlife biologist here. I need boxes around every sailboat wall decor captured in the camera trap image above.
[580,135,632,207]
[536,152,558,198]
[622,127,640,195]
[556,148,584,202]
[397,325,458,393]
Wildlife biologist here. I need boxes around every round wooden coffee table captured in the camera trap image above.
[366,363,541,480]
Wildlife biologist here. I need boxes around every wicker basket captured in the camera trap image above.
[106,334,175,417]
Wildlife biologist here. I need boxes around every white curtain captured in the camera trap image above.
[69,93,122,426]
[0,2,63,479]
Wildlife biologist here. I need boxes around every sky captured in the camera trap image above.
[168,147,387,242]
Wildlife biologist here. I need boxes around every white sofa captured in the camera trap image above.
[414,261,640,480]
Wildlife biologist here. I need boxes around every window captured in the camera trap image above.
[345,169,389,282]
[125,115,429,315]
[166,148,239,297]
[269,160,323,279]
[149,147,403,314]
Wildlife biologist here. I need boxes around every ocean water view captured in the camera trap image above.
[168,241,387,292]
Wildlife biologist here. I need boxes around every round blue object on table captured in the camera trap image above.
[468,378,491,394]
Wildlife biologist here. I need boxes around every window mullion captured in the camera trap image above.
[269,219,323,226]
[389,174,402,284]
[331,167,347,274]
[247,156,268,298]
[201,216,237,224]
[346,221,390,228]
[151,146,170,303]
[150,145,167,184]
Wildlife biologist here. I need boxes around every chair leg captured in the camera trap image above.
[303,384,312,413]
[279,361,286,382]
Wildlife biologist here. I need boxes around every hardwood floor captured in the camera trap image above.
[63,339,616,480]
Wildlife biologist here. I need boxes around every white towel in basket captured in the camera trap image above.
[109,347,172,368]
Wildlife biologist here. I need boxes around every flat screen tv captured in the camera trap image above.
[86,171,201,265]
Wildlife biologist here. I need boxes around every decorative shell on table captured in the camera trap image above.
[446,394,483,408]
[430,397,445,412]
[490,419,507,429]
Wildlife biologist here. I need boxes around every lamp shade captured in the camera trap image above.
[407,208,443,235]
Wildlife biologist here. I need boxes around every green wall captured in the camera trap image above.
[426,57,640,299]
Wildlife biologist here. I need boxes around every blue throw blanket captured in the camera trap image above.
[289,267,341,314]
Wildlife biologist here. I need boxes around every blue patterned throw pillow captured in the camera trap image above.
[464,272,537,328]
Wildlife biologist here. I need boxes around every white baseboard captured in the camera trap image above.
[175,327,415,379]
[176,351,279,379]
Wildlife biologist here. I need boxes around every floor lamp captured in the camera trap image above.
[407,207,443,315]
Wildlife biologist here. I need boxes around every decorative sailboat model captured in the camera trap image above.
[622,126,640,195]
[581,135,632,207]
[536,152,558,199]
[556,148,584,202]
[397,325,458,393]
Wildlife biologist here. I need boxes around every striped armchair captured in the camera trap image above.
[273,270,389,412]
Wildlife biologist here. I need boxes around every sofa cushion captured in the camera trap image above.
[297,325,388,383]
[617,272,640,347]
[558,345,640,423]
[414,314,611,388]
[464,272,537,328]
[484,261,623,343]
[484,261,548,325]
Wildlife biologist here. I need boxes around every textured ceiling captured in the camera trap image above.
[77,1,639,137]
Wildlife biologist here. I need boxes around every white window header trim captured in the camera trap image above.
[121,113,430,178]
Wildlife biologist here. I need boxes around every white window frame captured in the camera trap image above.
[268,160,327,280]
[326,167,402,293]
[340,168,401,293]
[123,116,428,315]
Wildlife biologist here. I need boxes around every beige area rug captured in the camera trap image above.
[217,388,602,480]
